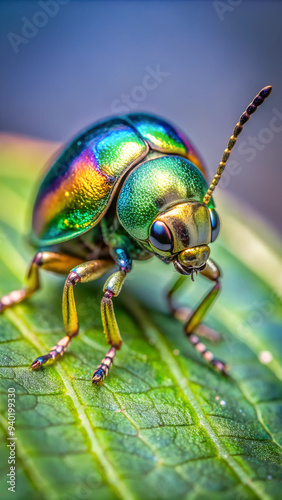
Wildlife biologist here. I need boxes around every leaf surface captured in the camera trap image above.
[0,134,282,500]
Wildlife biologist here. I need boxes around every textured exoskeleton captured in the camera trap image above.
[0,85,272,383]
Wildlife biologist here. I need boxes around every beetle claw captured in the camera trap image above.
[30,357,45,370]
[211,358,229,376]
[30,354,53,370]
[92,369,105,384]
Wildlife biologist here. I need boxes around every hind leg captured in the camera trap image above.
[0,251,84,313]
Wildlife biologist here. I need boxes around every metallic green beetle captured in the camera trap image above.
[0,86,272,383]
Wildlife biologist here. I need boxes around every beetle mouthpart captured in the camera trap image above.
[173,261,206,281]
[175,245,210,281]
[178,245,210,269]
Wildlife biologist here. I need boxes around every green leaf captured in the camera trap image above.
[0,134,282,500]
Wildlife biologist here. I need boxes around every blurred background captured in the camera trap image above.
[0,0,282,233]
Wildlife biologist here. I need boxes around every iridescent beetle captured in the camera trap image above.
[0,86,272,383]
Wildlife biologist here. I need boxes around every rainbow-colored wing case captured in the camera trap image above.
[32,114,206,245]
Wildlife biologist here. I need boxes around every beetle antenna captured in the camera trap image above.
[203,85,272,205]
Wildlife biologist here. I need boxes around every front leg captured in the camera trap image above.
[184,259,228,374]
[167,274,220,341]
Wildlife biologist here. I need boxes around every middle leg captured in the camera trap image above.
[30,259,114,369]
[92,270,128,383]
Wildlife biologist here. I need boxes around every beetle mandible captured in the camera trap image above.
[0,85,272,383]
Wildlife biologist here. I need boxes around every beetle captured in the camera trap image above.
[0,85,272,383]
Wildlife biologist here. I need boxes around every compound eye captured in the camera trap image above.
[149,221,173,252]
[209,209,220,242]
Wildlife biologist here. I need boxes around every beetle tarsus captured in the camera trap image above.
[0,289,28,312]
[30,359,42,370]
[92,368,105,384]
[92,346,116,384]
[211,358,229,376]
[30,354,52,370]
[30,335,72,370]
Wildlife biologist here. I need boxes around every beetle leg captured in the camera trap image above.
[92,346,117,384]
[92,269,128,383]
[0,251,84,313]
[30,259,114,370]
[183,259,228,375]
[167,274,220,341]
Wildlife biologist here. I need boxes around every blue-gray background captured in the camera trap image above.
[1,0,282,233]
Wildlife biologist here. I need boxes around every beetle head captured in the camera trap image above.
[147,202,220,278]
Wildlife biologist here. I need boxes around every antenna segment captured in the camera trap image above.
[203,85,272,206]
